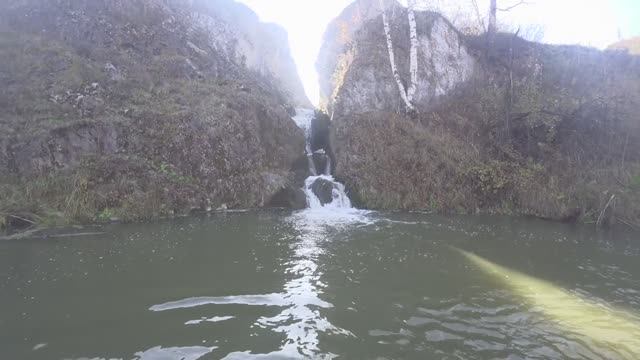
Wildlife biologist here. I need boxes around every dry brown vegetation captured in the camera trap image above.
[331,30,640,228]
[0,0,306,233]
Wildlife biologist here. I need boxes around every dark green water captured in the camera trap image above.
[1,210,639,359]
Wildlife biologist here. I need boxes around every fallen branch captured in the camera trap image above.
[46,232,106,239]
[0,228,40,241]
[0,213,36,226]
[617,217,639,231]
[596,194,616,228]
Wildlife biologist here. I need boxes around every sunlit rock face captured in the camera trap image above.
[319,5,475,118]
[316,0,401,112]
[187,0,312,107]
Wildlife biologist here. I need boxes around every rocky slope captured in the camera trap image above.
[0,0,310,229]
[320,3,640,225]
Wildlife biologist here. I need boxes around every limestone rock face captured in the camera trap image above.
[0,0,310,222]
[316,0,400,111]
[0,0,311,107]
[195,0,312,107]
[329,10,475,118]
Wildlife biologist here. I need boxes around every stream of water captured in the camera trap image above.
[292,108,352,211]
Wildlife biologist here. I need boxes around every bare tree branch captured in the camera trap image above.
[470,0,486,31]
[488,0,497,35]
[597,194,616,228]
[498,0,531,12]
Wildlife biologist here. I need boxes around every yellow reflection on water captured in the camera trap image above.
[455,248,640,359]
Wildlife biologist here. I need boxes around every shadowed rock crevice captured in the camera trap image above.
[310,110,337,175]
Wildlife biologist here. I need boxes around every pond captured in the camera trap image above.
[1,209,639,359]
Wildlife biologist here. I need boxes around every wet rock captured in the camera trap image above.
[311,178,336,206]
[291,155,311,187]
[311,111,331,152]
[312,153,330,175]
[268,186,307,210]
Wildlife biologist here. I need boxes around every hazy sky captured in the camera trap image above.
[236,0,640,106]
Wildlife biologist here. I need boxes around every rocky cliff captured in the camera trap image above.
[316,0,399,112]
[320,4,640,225]
[0,0,309,228]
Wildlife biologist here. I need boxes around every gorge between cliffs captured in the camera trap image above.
[0,0,639,230]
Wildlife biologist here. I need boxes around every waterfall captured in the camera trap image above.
[292,109,318,176]
[292,109,352,209]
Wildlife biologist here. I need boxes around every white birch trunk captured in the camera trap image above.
[406,0,419,103]
[379,0,415,112]
[488,0,497,35]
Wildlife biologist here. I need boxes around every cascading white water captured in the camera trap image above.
[292,108,318,177]
[292,109,352,209]
[303,175,352,209]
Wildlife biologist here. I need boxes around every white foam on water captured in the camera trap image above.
[149,294,287,311]
[185,316,235,325]
[133,346,216,360]
[303,175,352,210]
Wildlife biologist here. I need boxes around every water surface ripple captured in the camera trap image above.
[0,212,639,359]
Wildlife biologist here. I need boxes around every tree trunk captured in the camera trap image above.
[488,0,497,48]
[379,0,417,112]
[406,0,418,103]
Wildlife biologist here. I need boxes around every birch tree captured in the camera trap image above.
[379,0,419,112]
[488,0,497,37]
[488,0,531,42]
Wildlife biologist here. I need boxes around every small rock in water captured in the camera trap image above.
[311,178,337,206]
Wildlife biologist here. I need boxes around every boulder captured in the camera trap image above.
[311,178,337,206]
[312,153,330,175]
[268,186,307,210]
